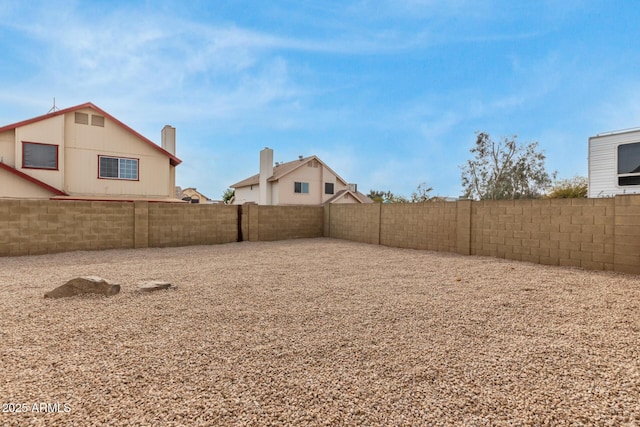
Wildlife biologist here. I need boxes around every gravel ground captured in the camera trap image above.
[1,237,639,426]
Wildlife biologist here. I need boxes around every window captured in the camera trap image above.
[325,182,334,194]
[99,156,138,180]
[618,142,640,186]
[294,182,309,194]
[75,112,89,125]
[91,115,105,127]
[22,142,58,170]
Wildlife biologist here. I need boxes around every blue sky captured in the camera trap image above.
[1,0,638,199]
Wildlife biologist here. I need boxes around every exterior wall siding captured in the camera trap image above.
[589,129,640,198]
[15,116,65,191]
[0,168,56,199]
[63,108,172,197]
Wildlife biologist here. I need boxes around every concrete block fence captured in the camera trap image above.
[324,196,640,275]
[2,196,640,274]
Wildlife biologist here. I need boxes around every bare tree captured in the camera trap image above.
[410,182,434,202]
[461,132,555,200]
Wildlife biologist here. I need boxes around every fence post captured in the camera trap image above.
[134,201,149,249]
[456,199,472,255]
[324,204,331,237]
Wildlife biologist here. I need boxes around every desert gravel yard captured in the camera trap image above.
[1,238,639,426]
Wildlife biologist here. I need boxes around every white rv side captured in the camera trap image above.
[588,128,640,198]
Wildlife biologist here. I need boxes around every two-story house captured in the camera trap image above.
[230,147,372,205]
[0,102,181,201]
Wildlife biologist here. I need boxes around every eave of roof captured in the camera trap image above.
[0,102,182,166]
[230,173,260,188]
[230,155,349,188]
[0,162,68,196]
[323,189,373,204]
[50,195,186,203]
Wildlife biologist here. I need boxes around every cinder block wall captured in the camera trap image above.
[613,196,640,274]
[243,205,324,241]
[327,203,381,245]
[0,200,135,256]
[324,196,640,275]
[4,197,640,275]
[148,203,238,248]
[471,198,615,271]
[0,200,238,256]
[380,202,458,252]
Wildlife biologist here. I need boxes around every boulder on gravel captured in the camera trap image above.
[44,276,121,299]
[137,280,173,292]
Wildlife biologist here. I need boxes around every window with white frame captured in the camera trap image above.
[618,142,640,186]
[294,181,309,194]
[22,142,58,170]
[99,156,138,180]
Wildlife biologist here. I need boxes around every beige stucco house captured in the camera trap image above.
[178,187,214,204]
[0,102,182,201]
[230,147,372,205]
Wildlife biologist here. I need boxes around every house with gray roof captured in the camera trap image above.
[230,147,372,205]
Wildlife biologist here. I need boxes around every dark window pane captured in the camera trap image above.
[23,143,57,169]
[619,175,640,186]
[618,143,640,174]
[325,183,334,194]
[99,157,118,178]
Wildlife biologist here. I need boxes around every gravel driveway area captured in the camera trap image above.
[1,238,639,426]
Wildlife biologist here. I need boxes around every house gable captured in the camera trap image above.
[323,189,372,204]
[0,102,181,167]
[230,152,366,205]
[0,102,182,200]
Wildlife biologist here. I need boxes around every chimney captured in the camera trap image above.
[259,147,273,205]
[298,155,304,161]
[161,125,176,155]
[348,183,357,193]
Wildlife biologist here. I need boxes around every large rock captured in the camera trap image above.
[44,276,121,299]
[137,280,173,292]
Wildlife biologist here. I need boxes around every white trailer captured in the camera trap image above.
[588,128,640,197]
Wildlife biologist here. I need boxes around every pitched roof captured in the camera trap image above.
[180,187,212,201]
[0,102,182,166]
[323,189,373,204]
[0,162,68,196]
[230,155,348,188]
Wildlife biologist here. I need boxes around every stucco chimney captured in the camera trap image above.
[348,183,358,193]
[161,125,176,155]
[259,147,273,205]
